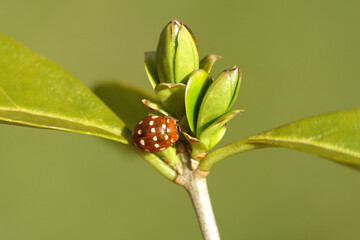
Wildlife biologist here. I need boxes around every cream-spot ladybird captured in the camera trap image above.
[133,115,179,153]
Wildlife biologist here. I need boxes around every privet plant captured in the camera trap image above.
[0,20,359,240]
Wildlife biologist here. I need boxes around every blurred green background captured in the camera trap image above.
[1,0,360,239]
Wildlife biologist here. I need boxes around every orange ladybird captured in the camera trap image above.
[133,115,179,153]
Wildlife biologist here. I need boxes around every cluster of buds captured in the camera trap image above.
[144,20,242,161]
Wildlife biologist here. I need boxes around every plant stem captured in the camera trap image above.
[175,147,220,240]
[127,144,177,181]
[186,171,220,240]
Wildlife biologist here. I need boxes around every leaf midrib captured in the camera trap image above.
[0,107,128,143]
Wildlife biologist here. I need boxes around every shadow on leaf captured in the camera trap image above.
[93,80,157,130]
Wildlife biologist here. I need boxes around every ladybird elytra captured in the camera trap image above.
[133,115,179,153]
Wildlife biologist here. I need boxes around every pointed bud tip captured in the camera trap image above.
[172,19,181,24]
[183,132,201,143]
[229,65,238,71]
[156,19,198,84]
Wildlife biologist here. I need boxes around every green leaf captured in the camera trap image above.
[199,54,221,73]
[182,132,209,160]
[0,33,130,143]
[200,108,360,171]
[141,99,170,117]
[199,110,243,149]
[185,69,212,133]
[174,24,199,83]
[155,83,186,118]
[228,66,242,109]
[156,21,177,83]
[93,81,157,130]
[196,70,232,135]
[144,51,160,88]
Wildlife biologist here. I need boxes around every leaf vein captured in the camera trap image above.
[0,86,20,108]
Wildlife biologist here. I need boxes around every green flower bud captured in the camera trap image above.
[155,20,199,84]
[196,66,242,135]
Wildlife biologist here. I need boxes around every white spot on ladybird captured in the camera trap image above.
[162,124,166,129]
[137,129,142,135]
[149,120,154,126]
[140,139,145,146]
[166,118,170,123]
[160,147,165,151]
[152,115,158,119]
[153,136,158,141]
[139,120,143,124]
[154,143,159,148]
[151,128,156,133]
[164,134,169,140]
[171,139,175,143]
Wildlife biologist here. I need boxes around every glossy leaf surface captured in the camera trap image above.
[185,69,212,133]
[0,34,129,143]
[156,21,176,83]
[200,108,360,171]
[174,24,199,83]
[199,109,243,148]
[196,70,232,135]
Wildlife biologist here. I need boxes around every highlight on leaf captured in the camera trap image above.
[200,108,360,171]
[0,33,130,144]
